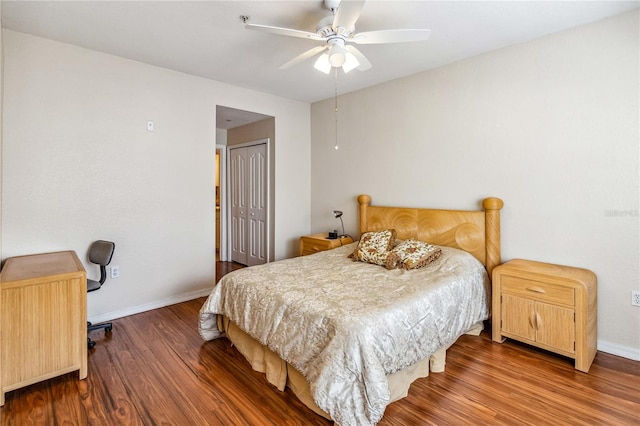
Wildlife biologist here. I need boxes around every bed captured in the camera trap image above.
[199,194,504,426]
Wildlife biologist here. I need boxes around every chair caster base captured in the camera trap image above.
[87,322,113,349]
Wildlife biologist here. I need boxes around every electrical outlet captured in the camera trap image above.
[632,290,640,307]
[110,265,120,279]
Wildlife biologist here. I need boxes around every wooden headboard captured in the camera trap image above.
[358,195,504,275]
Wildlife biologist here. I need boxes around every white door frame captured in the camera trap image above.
[216,144,229,261]
[225,138,270,264]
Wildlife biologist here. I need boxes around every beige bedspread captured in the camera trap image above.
[199,243,490,426]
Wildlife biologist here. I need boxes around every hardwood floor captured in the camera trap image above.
[1,264,638,425]
[216,260,245,282]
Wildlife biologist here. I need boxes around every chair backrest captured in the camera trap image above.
[89,240,115,285]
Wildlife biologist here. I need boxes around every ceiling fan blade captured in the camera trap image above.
[333,0,365,33]
[350,29,431,44]
[344,45,371,71]
[245,23,326,41]
[279,45,328,70]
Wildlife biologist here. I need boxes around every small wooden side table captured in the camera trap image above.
[492,259,597,372]
[0,251,87,405]
[299,233,353,256]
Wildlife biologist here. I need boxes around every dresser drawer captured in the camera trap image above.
[501,275,575,306]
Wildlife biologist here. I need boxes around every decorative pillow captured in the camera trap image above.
[385,239,442,270]
[350,229,397,266]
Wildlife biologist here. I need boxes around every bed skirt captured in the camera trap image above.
[217,315,483,421]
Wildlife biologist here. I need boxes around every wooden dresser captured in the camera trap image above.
[492,259,597,372]
[299,234,353,256]
[0,251,87,405]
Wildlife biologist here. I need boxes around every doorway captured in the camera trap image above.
[216,105,275,264]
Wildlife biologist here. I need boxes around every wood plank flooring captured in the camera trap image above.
[216,260,245,282]
[1,263,638,425]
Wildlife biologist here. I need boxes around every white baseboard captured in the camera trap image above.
[597,339,640,361]
[87,287,213,324]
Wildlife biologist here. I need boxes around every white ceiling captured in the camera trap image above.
[2,0,638,106]
[216,105,271,130]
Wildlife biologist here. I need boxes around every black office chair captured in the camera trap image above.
[87,240,115,349]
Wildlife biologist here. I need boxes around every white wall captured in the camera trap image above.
[2,30,311,320]
[215,128,227,146]
[311,10,639,359]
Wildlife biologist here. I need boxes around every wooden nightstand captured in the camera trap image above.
[0,251,88,405]
[492,259,597,372]
[299,233,353,256]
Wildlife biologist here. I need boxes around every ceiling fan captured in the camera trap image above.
[245,0,431,74]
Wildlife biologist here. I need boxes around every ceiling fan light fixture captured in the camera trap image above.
[342,53,360,73]
[329,50,346,67]
[314,53,332,74]
[328,40,346,67]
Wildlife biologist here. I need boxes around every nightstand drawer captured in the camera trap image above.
[300,239,331,255]
[501,275,575,306]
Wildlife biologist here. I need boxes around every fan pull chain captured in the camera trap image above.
[334,67,339,150]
